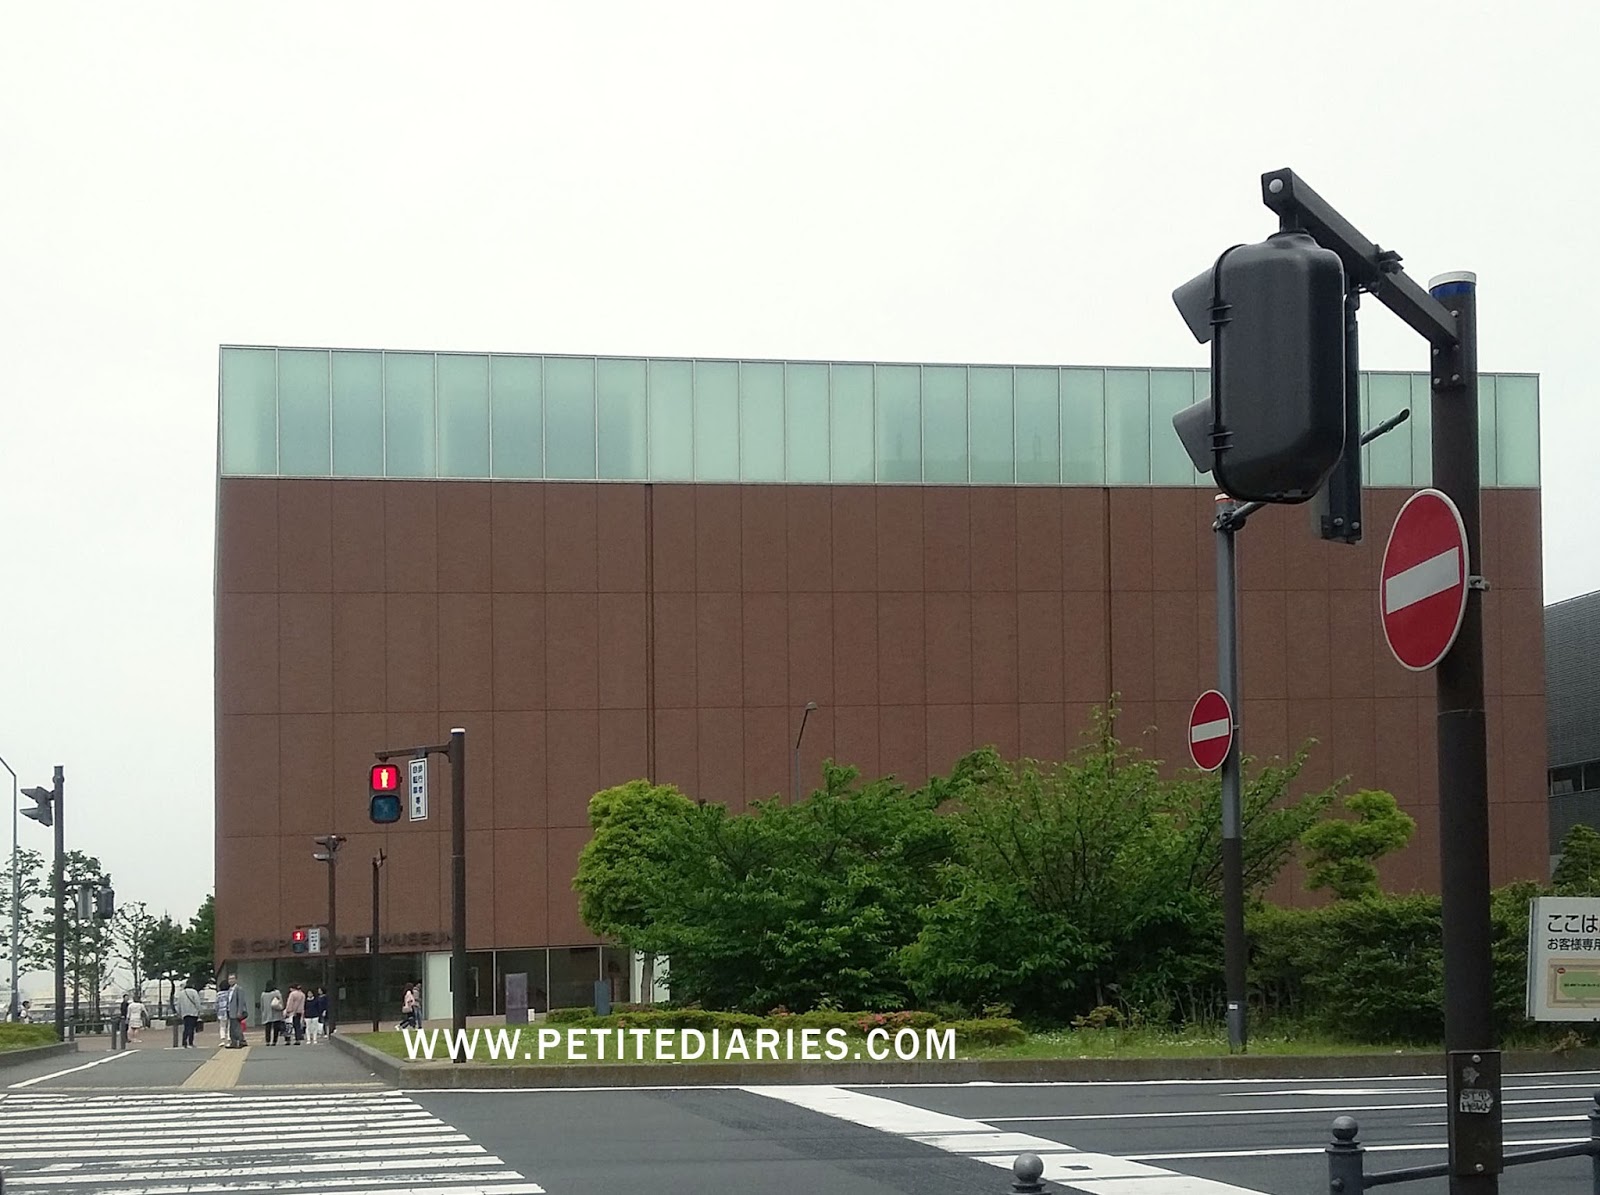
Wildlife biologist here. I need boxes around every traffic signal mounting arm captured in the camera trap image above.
[1259,168,1457,348]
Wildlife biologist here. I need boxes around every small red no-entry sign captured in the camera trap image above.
[1380,488,1470,672]
[1188,690,1234,772]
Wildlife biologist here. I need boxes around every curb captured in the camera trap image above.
[331,1036,1600,1090]
[0,1040,78,1071]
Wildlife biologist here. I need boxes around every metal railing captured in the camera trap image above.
[1326,1094,1600,1191]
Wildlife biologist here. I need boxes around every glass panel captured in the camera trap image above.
[1478,375,1497,486]
[922,365,967,483]
[739,362,785,481]
[1496,374,1539,486]
[694,360,740,481]
[597,358,647,479]
[383,352,436,478]
[548,946,600,1012]
[830,364,873,482]
[545,357,596,479]
[1104,369,1150,484]
[276,349,330,476]
[219,348,277,475]
[1366,374,1411,486]
[1408,373,1433,488]
[1014,367,1059,484]
[1061,368,1106,483]
[490,355,542,479]
[876,365,921,482]
[1149,370,1197,485]
[437,354,490,478]
[1193,370,1213,486]
[970,367,1014,483]
[600,946,634,1005]
[465,950,495,1017]
[786,363,829,482]
[332,351,384,476]
[648,359,693,481]
[495,948,550,1016]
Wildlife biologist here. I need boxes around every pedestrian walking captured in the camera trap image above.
[398,983,419,1031]
[176,980,203,1048]
[224,973,248,1048]
[285,983,306,1044]
[261,984,285,1046]
[216,981,230,1046]
[125,994,145,1043]
[305,987,326,1044]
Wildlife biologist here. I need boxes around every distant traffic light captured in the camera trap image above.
[95,886,114,920]
[1171,230,1348,503]
[292,928,309,954]
[369,762,401,824]
[21,785,53,827]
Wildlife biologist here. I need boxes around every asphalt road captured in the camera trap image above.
[4,1043,1598,1194]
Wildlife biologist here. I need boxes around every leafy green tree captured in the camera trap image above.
[1301,789,1416,900]
[112,903,156,997]
[1553,824,1600,895]
[901,708,1338,1022]
[184,894,215,988]
[576,780,701,999]
[0,847,54,976]
[51,852,111,1021]
[140,914,188,1013]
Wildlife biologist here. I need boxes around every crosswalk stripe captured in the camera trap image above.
[0,1092,543,1194]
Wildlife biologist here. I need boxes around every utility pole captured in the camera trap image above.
[313,834,346,1033]
[1213,495,1247,1053]
[1173,167,1498,1192]
[22,768,63,1042]
[1,753,17,1024]
[374,728,468,1061]
[371,849,385,1033]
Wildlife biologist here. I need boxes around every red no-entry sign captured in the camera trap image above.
[1188,690,1234,772]
[1380,488,1470,672]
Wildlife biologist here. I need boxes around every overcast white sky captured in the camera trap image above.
[1,2,1594,986]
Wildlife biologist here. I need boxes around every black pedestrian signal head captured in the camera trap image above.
[291,928,309,954]
[95,887,114,920]
[369,763,401,824]
[1171,230,1348,503]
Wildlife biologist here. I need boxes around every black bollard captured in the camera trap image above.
[1011,1152,1045,1193]
[1327,1116,1365,1194]
[1589,1092,1600,1195]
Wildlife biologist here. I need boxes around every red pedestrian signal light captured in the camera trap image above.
[291,928,308,955]
[370,762,402,824]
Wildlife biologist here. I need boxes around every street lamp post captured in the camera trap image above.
[313,834,346,1033]
[792,702,817,804]
[0,754,17,1022]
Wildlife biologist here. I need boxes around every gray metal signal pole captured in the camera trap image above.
[376,727,468,1062]
[1213,497,1247,1053]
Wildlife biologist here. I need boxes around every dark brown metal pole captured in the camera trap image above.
[450,729,467,1062]
[1429,270,1499,1193]
[371,852,383,1034]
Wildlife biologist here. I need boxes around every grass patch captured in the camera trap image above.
[352,1021,1444,1066]
[0,1023,58,1051]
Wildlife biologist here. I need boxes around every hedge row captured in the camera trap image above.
[0,1023,57,1049]
[543,1005,1025,1045]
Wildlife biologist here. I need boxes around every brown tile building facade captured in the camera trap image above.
[215,479,1547,991]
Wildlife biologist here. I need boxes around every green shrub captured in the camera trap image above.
[0,1023,57,1049]
[940,1018,1027,1046]
[550,1011,601,1030]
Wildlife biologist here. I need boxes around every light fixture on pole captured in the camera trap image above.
[792,702,817,804]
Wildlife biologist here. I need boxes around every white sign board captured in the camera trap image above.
[1526,897,1600,1020]
[308,926,323,955]
[409,756,429,822]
